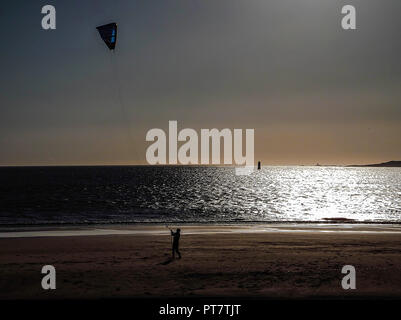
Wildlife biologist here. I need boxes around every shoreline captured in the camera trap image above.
[1,223,401,238]
[1,219,400,230]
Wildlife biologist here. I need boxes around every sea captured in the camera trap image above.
[0,166,400,226]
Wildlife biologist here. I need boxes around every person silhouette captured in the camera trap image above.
[170,228,181,259]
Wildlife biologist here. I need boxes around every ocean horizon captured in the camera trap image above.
[1,165,400,226]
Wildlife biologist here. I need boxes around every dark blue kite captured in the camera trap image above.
[96,23,117,50]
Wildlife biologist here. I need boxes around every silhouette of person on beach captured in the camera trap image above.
[170,228,181,259]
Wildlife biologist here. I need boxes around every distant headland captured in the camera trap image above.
[348,160,401,167]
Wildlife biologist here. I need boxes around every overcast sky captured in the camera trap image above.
[1,0,400,165]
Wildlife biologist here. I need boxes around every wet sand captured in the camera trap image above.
[1,224,401,299]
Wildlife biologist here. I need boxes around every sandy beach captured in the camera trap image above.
[1,224,401,300]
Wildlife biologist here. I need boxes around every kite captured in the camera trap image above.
[96,23,117,50]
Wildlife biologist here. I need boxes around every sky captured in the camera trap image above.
[0,0,400,166]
